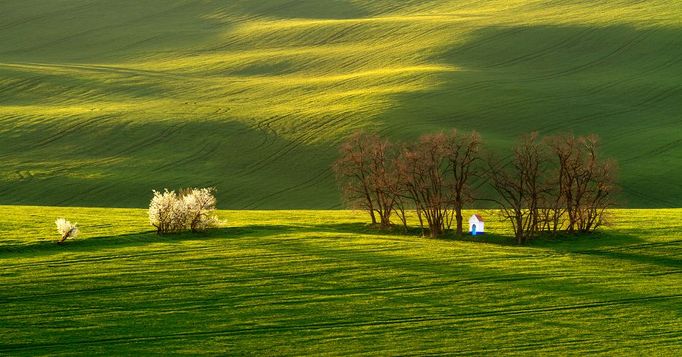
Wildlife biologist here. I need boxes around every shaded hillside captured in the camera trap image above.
[1,1,680,208]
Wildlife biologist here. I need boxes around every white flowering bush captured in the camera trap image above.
[149,189,187,234]
[149,188,219,234]
[183,187,219,232]
[55,218,79,244]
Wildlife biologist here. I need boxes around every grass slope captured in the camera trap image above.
[0,207,681,354]
[0,1,681,208]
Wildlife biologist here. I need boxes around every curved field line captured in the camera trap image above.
[0,2,199,57]
[0,115,114,161]
[483,26,597,69]
[1,294,679,353]
[0,2,97,32]
[150,141,222,173]
[0,62,193,81]
[235,112,350,179]
[622,139,682,164]
[525,29,653,81]
[242,168,333,209]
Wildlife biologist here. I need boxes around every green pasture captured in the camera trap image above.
[0,207,680,354]
[1,1,681,208]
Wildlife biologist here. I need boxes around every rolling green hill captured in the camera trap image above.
[1,207,681,354]
[1,1,681,208]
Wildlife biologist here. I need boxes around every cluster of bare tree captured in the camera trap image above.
[488,133,617,243]
[333,130,481,238]
[334,130,617,243]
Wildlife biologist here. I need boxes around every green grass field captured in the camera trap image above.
[1,1,681,208]
[1,207,680,354]
[2,1,681,355]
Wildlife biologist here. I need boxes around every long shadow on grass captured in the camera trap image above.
[0,223,372,256]
[3,221,679,323]
[313,223,677,270]
[308,222,652,253]
[254,231,682,316]
[575,249,682,271]
[0,226,260,256]
[532,230,681,270]
[3,222,676,273]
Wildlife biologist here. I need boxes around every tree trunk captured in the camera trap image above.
[369,209,377,225]
[58,230,72,244]
[516,215,524,244]
[455,208,463,236]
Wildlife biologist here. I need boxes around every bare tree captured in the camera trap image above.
[541,135,571,233]
[387,159,411,232]
[333,131,396,228]
[396,133,453,237]
[547,134,617,234]
[487,133,549,244]
[368,136,399,229]
[547,134,581,233]
[443,129,481,235]
[572,135,617,232]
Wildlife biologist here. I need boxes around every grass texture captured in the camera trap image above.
[0,1,681,208]
[0,207,680,354]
